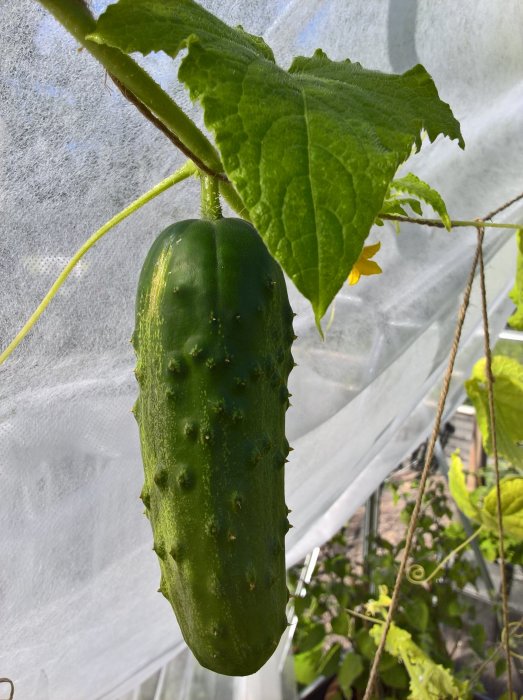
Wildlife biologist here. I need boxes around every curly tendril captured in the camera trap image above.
[502,619,523,661]
[406,563,426,583]
[406,525,484,586]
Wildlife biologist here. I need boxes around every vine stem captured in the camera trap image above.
[200,174,222,220]
[0,161,196,366]
[380,214,519,231]
[361,232,484,700]
[469,644,504,687]
[470,618,523,687]
[406,525,484,585]
[483,190,523,220]
[477,225,514,698]
[346,608,385,626]
[35,0,223,177]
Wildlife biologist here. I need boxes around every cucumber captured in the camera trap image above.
[132,217,294,676]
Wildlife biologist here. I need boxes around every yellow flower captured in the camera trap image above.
[348,241,382,285]
[366,585,392,617]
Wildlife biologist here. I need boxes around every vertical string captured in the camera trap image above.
[362,235,483,700]
[476,225,514,698]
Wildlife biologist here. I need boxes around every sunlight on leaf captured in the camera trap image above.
[448,451,480,520]
[508,229,523,330]
[91,0,464,326]
[465,356,523,470]
[481,477,523,539]
[369,622,471,699]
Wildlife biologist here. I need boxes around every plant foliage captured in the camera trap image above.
[465,355,523,470]
[290,477,483,699]
[449,452,523,562]
[89,0,464,327]
[378,173,451,230]
[508,229,523,330]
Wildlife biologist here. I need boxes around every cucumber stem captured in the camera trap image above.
[219,180,250,221]
[200,174,222,220]
[0,161,197,366]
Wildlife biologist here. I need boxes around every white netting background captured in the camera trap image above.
[0,1,522,698]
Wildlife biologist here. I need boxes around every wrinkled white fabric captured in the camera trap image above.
[0,1,521,698]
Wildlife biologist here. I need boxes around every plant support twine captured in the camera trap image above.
[363,216,518,699]
[477,225,513,697]
[362,230,484,700]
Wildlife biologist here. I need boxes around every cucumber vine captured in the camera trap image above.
[0,161,196,365]
[3,0,523,695]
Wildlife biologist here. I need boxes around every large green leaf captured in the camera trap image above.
[448,451,479,520]
[90,0,464,326]
[481,477,523,539]
[508,229,523,330]
[369,623,470,699]
[465,356,523,469]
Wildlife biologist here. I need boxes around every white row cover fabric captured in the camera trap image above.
[1,1,521,699]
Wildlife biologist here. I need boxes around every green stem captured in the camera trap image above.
[407,525,484,585]
[200,173,222,220]
[0,161,196,366]
[380,214,520,231]
[346,608,385,625]
[469,643,503,686]
[36,0,223,176]
[219,181,250,221]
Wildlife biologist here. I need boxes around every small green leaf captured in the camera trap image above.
[404,597,429,632]
[479,532,499,561]
[299,622,326,652]
[380,196,423,218]
[355,627,377,660]
[294,593,311,617]
[389,173,452,230]
[508,229,523,330]
[319,643,342,677]
[380,662,410,689]
[481,477,523,539]
[495,656,507,677]
[91,0,464,326]
[465,355,523,469]
[293,643,323,685]
[331,612,349,637]
[337,652,364,696]
[378,650,399,672]
[448,451,480,520]
[469,623,486,657]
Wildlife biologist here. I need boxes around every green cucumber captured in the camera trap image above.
[132,217,295,676]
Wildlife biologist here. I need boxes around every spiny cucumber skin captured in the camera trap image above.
[133,218,294,676]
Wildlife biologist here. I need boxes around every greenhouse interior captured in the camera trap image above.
[1,1,523,699]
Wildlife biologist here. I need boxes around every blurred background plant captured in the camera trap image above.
[289,474,503,699]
